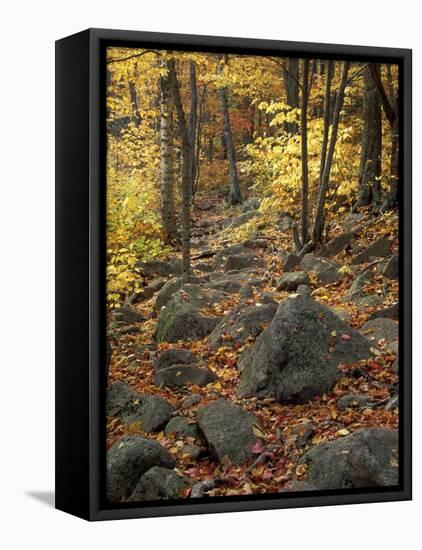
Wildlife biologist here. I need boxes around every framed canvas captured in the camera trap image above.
[55,28,412,521]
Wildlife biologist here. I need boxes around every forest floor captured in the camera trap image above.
[107,190,399,499]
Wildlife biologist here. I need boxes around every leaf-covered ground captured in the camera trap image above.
[107,195,398,498]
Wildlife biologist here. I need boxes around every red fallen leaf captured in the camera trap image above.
[341,333,351,341]
[251,439,265,454]
[262,469,273,480]
[181,487,192,498]
[368,360,382,371]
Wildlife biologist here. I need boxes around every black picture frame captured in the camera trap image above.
[55,28,412,521]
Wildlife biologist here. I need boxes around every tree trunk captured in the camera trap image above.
[188,61,197,200]
[369,63,399,209]
[217,55,242,205]
[128,80,141,125]
[387,94,399,208]
[159,68,178,243]
[193,86,207,194]
[300,59,310,247]
[319,61,334,188]
[283,58,299,134]
[168,59,191,281]
[355,65,382,210]
[312,61,350,244]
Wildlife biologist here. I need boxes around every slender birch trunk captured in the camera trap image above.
[159,67,178,243]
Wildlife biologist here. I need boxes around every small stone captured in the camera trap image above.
[141,277,167,300]
[197,399,261,465]
[337,394,372,411]
[383,255,399,280]
[228,210,261,228]
[164,416,199,439]
[352,237,392,264]
[196,200,214,211]
[361,318,398,345]
[121,394,175,432]
[154,348,197,371]
[239,285,254,299]
[182,444,203,459]
[113,305,143,324]
[224,253,264,272]
[107,436,175,502]
[182,393,202,407]
[154,364,217,388]
[276,271,309,291]
[282,253,300,272]
[368,303,399,321]
[325,231,356,256]
[127,466,190,502]
[241,197,261,212]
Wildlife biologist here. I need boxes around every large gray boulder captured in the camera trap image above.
[197,399,261,465]
[154,364,217,388]
[301,428,399,489]
[352,237,392,264]
[155,285,225,342]
[128,466,190,502]
[208,302,277,349]
[107,435,175,502]
[237,295,372,403]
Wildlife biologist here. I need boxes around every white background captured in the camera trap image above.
[0,1,419,548]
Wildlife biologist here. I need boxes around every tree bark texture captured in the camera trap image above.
[355,65,382,210]
[159,67,178,243]
[217,55,242,205]
[168,59,191,281]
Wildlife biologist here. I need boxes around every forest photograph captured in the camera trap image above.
[105,47,400,504]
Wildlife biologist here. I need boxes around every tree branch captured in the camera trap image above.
[107,49,160,64]
[369,63,396,125]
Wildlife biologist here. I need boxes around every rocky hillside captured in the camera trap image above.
[106,198,399,502]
